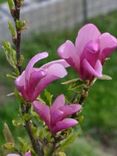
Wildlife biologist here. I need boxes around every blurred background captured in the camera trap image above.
[0,0,117,156]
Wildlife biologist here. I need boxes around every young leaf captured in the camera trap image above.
[6,73,17,79]
[2,41,17,69]
[62,78,80,85]
[59,132,77,150]
[55,152,66,156]
[18,137,31,152]
[3,123,14,144]
[43,90,53,106]
[99,74,112,80]
[8,0,15,11]
[3,142,14,150]
[8,21,17,39]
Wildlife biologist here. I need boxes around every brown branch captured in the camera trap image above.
[13,0,22,73]
[21,103,44,156]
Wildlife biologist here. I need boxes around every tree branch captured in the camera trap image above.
[13,0,22,73]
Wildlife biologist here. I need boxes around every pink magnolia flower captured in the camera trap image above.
[33,94,81,134]
[15,52,69,102]
[58,23,117,80]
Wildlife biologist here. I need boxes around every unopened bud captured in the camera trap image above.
[16,20,26,31]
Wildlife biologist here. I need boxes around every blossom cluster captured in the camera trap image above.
[15,23,117,134]
[8,23,117,155]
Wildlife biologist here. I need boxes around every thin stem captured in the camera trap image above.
[78,80,91,105]
[71,92,78,103]
[71,80,91,105]
[21,104,44,156]
[13,0,21,73]
[48,136,57,156]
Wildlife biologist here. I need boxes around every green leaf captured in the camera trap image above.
[37,96,46,104]
[3,123,14,144]
[62,78,80,85]
[8,21,17,39]
[19,54,24,66]
[43,90,53,106]
[99,74,112,80]
[8,0,15,10]
[6,73,16,79]
[18,137,31,152]
[59,132,77,150]
[55,152,66,156]
[7,92,15,97]
[23,113,31,121]
[2,41,17,69]
[62,78,85,93]
[3,142,14,150]
[12,117,24,127]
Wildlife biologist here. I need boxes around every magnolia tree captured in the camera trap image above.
[1,0,117,156]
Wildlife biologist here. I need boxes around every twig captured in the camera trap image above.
[13,0,22,73]
[71,80,91,105]
[78,80,93,105]
[21,103,44,156]
[48,136,57,156]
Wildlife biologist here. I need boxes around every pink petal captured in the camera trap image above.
[80,41,99,67]
[15,71,29,100]
[82,59,102,79]
[50,109,64,125]
[45,63,67,78]
[99,33,117,62]
[32,64,67,100]
[30,69,46,85]
[75,23,101,56]
[60,104,81,118]
[25,52,48,85]
[33,101,50,126]
[51,94,65,110]
[52,118,78,133]
[41,59,70,69]
[94,60,103,77]
[26,70,46,101]
[50,95,65,124]
[25,152,31,156]
[58,40,79,70]
[15,71,26,90]
[58,40,76,59]
[51,104,81,124]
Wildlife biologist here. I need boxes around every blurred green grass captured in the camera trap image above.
[0,0,5,4]
[0,10,117,155]
[66,138,113,156]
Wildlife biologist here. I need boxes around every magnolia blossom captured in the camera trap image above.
[58,23,117,80]
[15,52,69,102]
[33,94,81,134]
